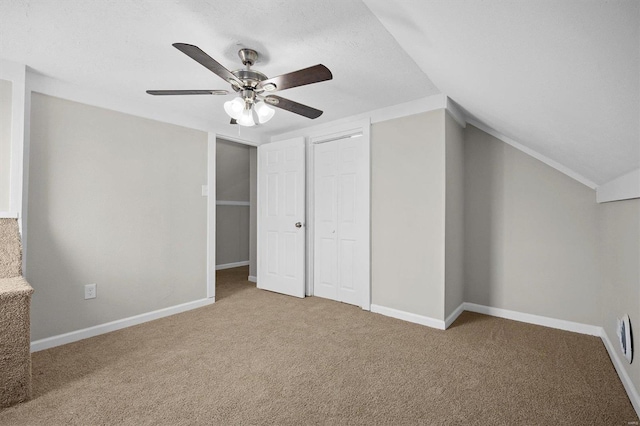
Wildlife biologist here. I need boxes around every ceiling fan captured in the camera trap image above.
[147,43,333,127]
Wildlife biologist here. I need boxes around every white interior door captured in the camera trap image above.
[313,133,368,307]
[257,137,305,298]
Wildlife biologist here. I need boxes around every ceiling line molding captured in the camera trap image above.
[596,168,640,203]
[444,97,466,128]
[25,71,266,145]
[368,94,446,124]
[466,119,598,190]
[271,94,447,142]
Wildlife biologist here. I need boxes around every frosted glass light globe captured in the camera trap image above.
[254,101,275,124]
[223,97,244,120]
[237,108,256,127]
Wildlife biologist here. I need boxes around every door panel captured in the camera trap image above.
[258,138,305,298]
[313,141,339,301]
[336,139,360,305]
[313,135,367,306]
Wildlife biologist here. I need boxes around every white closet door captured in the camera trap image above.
[313,135,367,306]
[313,142,338,300]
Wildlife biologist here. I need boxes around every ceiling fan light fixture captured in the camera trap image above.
[254,101,275,124]
[224,97,245,120]
[237,108,256,127]
[149,44,332,125]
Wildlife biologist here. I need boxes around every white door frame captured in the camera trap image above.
[0,60,26,222]
[306,118,371,310]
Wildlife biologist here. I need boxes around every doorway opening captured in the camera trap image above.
[215,138,257,300]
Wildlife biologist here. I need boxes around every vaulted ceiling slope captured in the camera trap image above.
[0,0,438,138]
[364,0,640,186]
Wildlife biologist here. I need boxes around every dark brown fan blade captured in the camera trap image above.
[172,43,242,86]
[230,118,237,125]
[264,95,323,119]
[258,64,332,92]
[146,90,228,96]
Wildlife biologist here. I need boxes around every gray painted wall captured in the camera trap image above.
[371,110,446,320]
[27,93,208,340]
[216,139,250,202]
[599,198,640,395]
[463,124,602,326]
[444,112,465,318]
[216,206,250,266]
[0,79,12,212]
[215,139,250,267]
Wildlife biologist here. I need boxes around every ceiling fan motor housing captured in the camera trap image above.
[231,69,268,91]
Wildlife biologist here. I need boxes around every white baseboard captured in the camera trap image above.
[370,304,445,330]
[248,275,257,283]
[463,302,602,336]
[31,297,216,352]
[462,303,638,417]
[215,261,249,270]
[445,303,465,329]
[370,301,638,417]
[601,328,640,418]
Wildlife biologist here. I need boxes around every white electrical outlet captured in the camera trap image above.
[84,283,97,300]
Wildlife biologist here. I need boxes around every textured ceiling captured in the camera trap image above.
[364,0,640,185]
[1,1,638,185]
[0,0,439,138]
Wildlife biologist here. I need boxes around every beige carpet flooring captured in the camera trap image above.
[0,266,636,425]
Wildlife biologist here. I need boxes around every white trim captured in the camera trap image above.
[248,275,257,283]
[256,145,262,291]
[444,303,465,329]
[216,134,262,147]
[9,66,25,222]
[21,69,32,273]
[206,133,216,299]
[370,304,446,330]
[601,328,640,418]
[466,119,597,190]
[215,260,250,270]
[596,168,640,203]
[368,301,638,417]
[361,121,371,311]
[463,303,602,336]
[0,59,26,231]
[0,212,19,219]
[271,94,447,143]
[26,72,266,145]
[305,136,314,297]
[30,297,216,352]
[271,92,597,193]
[368,95,445,124]
[444,97,467,128]
[216,200,250,206]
